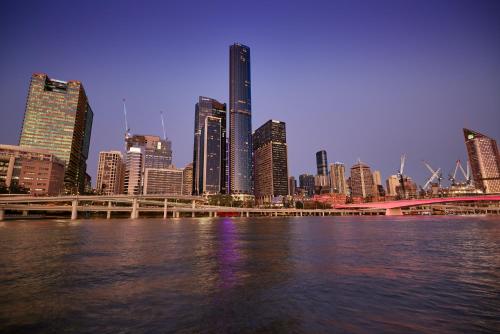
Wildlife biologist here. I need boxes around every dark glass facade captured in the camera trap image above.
[192,97,227,195]
[253,120,288,203]
[316,150,328,176]
[229,43,253,195]
[19,73,93,194]
[299,174,315,197]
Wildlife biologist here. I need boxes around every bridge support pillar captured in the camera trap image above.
[192,211,195,218]
[131,198,138,219]
[71,200,78,220]
[192,200,196,209]
[163,199,168,219]
[385,208,403,216]
[22,210,28,217]
[0,209,4,221]
[214,211,217,217]
[246,212,249,217]
[106,201,112,219]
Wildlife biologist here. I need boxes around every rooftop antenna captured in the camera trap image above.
[160,111,167,141]
[123,98,131,140]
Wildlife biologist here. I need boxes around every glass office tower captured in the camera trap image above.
[19,73,93,194]
[229,43,253,195]
[192,96,227,195]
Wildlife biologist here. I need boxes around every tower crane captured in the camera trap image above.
[160,111,167,141]
[397,154,407,199]
[123,98,131,141]
[422,160,442,190]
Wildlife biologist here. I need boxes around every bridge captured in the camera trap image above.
[0,194,366,221]
[0,194,499,221]
[335,195,500,215]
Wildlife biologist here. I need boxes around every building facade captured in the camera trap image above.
[124,147,142,195]
[0,144,64,196]
[192,97,227,195]
[288,176,297,196]
[182,162,193,196]
[96,151,124,195]
[253,120,289,204]
[126,134,172,169]
[464,128,500,193]
[350,161,375,199]
[386,175,400,196]
[143,167,183,195]
[19,73,93,194]
[229,43,253,195]
[299,173,315,197]
[330,162,348,194]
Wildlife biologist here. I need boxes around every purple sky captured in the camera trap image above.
[1,0,499,187]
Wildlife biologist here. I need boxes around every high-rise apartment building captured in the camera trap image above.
[124,147,142,195]
[330,162,348,194]
[229,43,253,195]
[192,97,227,195]
[372,170,382,186]
[19,73,93,194]
[182,163,193,196]
[253,120,288,204]
[143,167,183,195]
[350,161,375,198]
[299,174,315,197]
[316,150,328,176]
[96,151,124,195]
[463,128,500,193]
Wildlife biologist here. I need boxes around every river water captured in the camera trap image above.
[0,216,499,333]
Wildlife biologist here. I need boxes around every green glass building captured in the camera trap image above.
[19,73,93,194]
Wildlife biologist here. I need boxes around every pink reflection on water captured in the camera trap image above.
[217,219,241,289]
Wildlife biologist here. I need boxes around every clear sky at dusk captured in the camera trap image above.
[1,0,499,186]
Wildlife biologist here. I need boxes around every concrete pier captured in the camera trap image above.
[71,200,78,220]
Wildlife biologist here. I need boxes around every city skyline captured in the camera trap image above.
[1,1,500,186]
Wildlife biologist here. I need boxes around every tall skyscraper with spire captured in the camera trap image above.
[229,43,253,195]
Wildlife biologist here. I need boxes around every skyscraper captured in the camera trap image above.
[19,73,93,194]
[372,170,382,186]
[463,128,500,193]
[350,161,375,198]
[288,176,297,196]
[229,43,253,195]
[253,120,289,204]
[126,134,172,169]
[96,151,124,195]
[315,150,329,192]
[386,175,400,196]
[192,96,227,195]
[330,162,348,194]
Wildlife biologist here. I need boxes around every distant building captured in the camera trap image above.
[372,170,382,186]
[463,128,500,193]
[350,161,375,198]
[193,96,227,195]
[386,175,400,196]
[288,176,297,196]
[229,43,253,195]
[396,177,418,199]
[0,144,65,196]
[96,151,124,195]
[124,147,142,195]
[299,174,315,197]
[182,163,193,196]
[253,120,288,204]
[330,162,347,194]
[19,73,93,194]
[143,167,183,195]
[315,150,329,193]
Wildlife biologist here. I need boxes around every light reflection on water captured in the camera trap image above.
[0,216,499,333]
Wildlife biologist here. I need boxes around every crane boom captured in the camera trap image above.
[160,111,167,141]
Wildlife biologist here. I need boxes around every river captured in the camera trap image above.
[1,216,499,333]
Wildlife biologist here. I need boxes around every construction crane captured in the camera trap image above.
[422,160,442,190]
[122,98,131,141]
[160,111,167,141]
[397,154,407,199]
[449,159,471,186]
